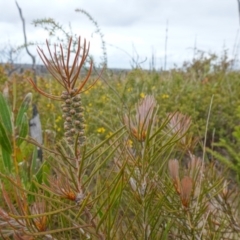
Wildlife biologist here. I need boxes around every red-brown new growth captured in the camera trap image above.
[28,37,96,100]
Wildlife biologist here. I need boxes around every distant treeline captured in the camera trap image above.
[0,63,131,76]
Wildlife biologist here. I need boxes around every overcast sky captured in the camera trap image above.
[0,0,239,69]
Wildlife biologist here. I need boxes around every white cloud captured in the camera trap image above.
[0,0,239,69]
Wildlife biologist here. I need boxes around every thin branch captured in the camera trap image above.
[15,1,36,83]
[164,19,168,71]
[237,0,240,25]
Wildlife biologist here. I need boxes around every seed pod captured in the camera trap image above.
[64,124,71,130]
[62,113,70,119]
[74,120,81,126]
[64,131,73,137]
[61,92,70,100]
[66,117,72,122]
[65,99,72,104]
[72,96,81,102]
[70,128,76,134]
[72,102,81,108]
[62,107,70,112]
[70,88,77,96]
[70,109,76,115]
[78,131,85,136]
[76,113,84,119]
[62,103,71,108]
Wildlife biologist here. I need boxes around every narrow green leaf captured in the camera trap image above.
[0,120,12,153]
[0,92,12,133]
[206,147,236,170]
[30,146,38,177]
[36,159,50,184]
[160,219,172,239]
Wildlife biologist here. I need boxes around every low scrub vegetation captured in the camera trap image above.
[0,37,240,239]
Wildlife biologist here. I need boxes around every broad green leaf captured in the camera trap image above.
[0,120,12,153]
[1,147,12,172]
[17,113,29,146]
[15,146,24,163]
[0,92,12,134]
[16,93,32,127]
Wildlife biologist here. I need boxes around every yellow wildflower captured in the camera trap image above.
[97,127,106,134]
[101,95,107,101]
[45,83,50,88]
[55,116,62,123]
[162,94,169,99]
[140,93,145,98]
[127,139,133,148]
[106,132,113,138]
